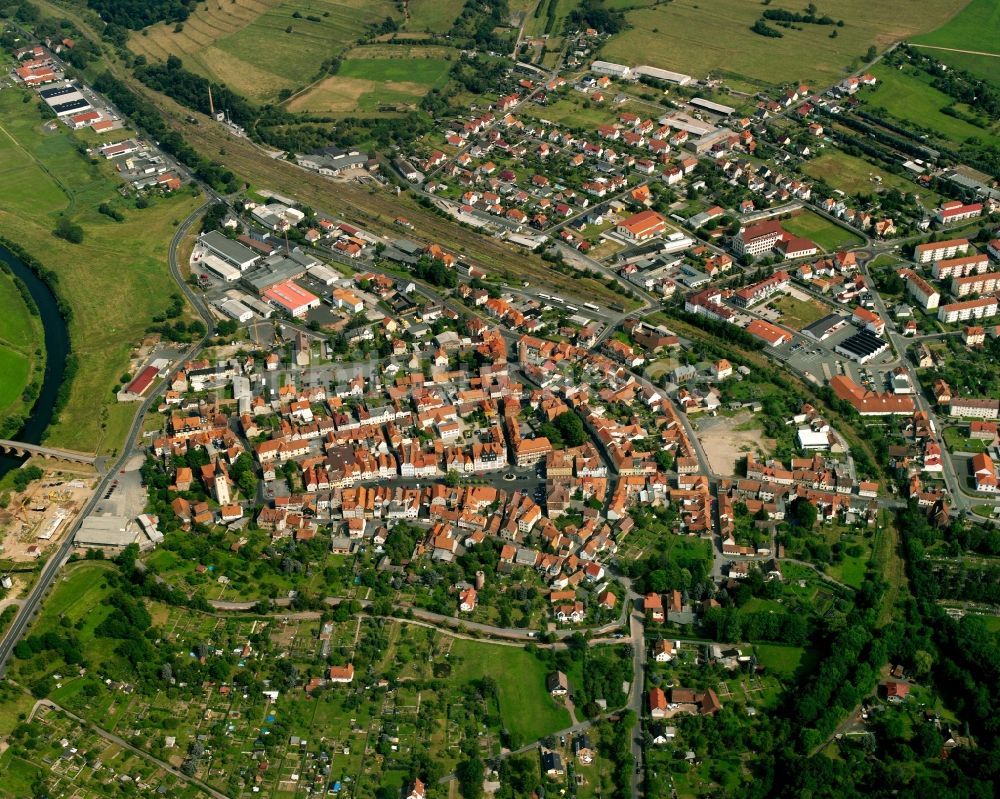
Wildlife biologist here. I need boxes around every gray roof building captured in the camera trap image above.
[201,230,261,271]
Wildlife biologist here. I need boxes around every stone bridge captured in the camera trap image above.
[0,439,97,466]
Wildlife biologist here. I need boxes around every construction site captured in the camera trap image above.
[0,460,98,564]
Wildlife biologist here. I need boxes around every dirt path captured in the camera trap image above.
[910,44,1000,58]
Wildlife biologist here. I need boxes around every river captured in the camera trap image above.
[0,243,70,480]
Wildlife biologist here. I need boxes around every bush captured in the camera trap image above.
[53,217,84,244]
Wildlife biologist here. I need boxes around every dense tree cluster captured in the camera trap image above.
[449,0,513,52]
[136,55,259,129]
[87,0,196,29]
[567,0,627,34]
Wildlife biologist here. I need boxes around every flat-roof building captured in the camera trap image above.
[802,313,848,341]
[200,230,261,271]
[633,65,693,86]
[263,280,320,317]
[691,97,736,116]
[834,329,890,364]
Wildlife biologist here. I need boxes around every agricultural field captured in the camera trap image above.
[287,48,452,114]
[129,0,401,101]
[911,0,1000,84]
[781,209,864,251]
[801,149,941,204]
[0,88,203,455]
[599,0,969,88]
[0,267,43,421]
[865,63,1000,149]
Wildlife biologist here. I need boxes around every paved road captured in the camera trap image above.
[30,699,233,799]
[627,606,645,799]
[0,201,216,676]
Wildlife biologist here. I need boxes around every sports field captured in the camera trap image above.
[0,88,202,454]
[782,210,864,251]
[600,0,969,87]
[287,50,451,113]
[911,0,1000,85]
[0,267,42,421]
[801,150,941,204]
[866,63,1000,149]
[129,0,400,100]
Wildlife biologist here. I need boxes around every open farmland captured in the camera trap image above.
[782,209,864,251]
[911,0,1000,85]
[0,89,202,455]
[866,62,1000,149]
[129,0,401,101]
[911,0,1000,52]
[599,0,970,88]
[287,49,451,113]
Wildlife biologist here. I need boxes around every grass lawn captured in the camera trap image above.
[782,210,864,251]
[801,149,940,204]
[754,644,806,677]
[0,88,203,454]
[972,505,999,519]
[288,55,450,113]
[942,425,987,453]
[866,63,1000,149]
[0,754,45,799]
[911,0,1000,52]
[448,639,570,744]
[524,95,630,130]
[10,562,117,685]
[0,266,44,421]
[599,0,968,88]
[909,0,1000,86]
[214,0,400,93]
[406,0,466,32]
[770,294,829,330]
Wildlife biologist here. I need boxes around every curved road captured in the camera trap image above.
[0,201,216,676]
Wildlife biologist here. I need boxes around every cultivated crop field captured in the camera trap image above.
[129,0,401,101]
[599,0,970,88]
[0,89,203,454]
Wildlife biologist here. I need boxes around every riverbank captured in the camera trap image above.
[0,263,45,432]
[0,86,203,455]
[0,242,69,482]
